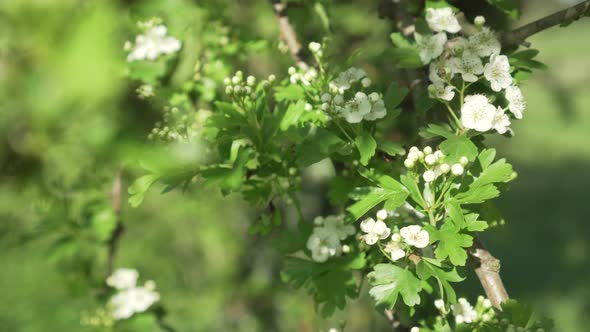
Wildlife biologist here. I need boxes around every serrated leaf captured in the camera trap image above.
[427,222,473,266]
[478,148,496,170]
[128,174,160,208]
[445,200,465,228]
[296,129,345,166]
[440,135,478,163]
[419,123,455,139]
[464,213,488,232]
[378,141,405,156]
[455,184,499,204]
[384,81,409,110]
[401,174,425,208]
[416,260,463,304]
[280,100,305,131]
[274,84,305,101]
[368,264,423,308]
[347,187,402,221]
[355,132,377,166]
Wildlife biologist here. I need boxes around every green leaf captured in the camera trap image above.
[464,213,488,232]
[91,208,118,242]
[347,187,404,221]
[378,141,405,157]
[274,84,305,101]
[427,222,473,266]
[416,260,463,304]
[296,129,345,166]
[384,81,409,111]
[355,132,377,166]
[313,2,331,32]
[128,174,160,208]
[445,200,465,228]
[485,0,520,19]
[440,135,478,163]
[419,123,455,139]
[280,100,305,131]
[455,157,514,204]
[455,184,499,204]
[368,264,423,308]
[401,174,425,208]
[478,148,497,171]
[387,33,423,68]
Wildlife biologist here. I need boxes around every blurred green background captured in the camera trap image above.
[0,0,589,331]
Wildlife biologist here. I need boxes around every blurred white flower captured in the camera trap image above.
[428,82,455,101]
[110,286,160,320]
[426,7,461,33]
[107,268,138,290]
[450,53,484,82]
[306,227,342,262]
[322,215,355,240]
[338,92,372,123]
[329,67,367,94]
[452,298,478,324]
[451,163,464,176]
[384,240,406,261]
[484,54,512,91]
[505,85,525,119]
[400,225,429,248]
[469,27,501,57]
[429,58,454,83]
[360,217,391,245]
[492,106,511,134]
[127,24,181,62]
[416,32,447,64]
[461,94,496,132]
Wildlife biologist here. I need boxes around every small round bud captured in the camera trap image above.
[423,170,435,182]
[361,77,372,88]
[244,86,252,94]
[223,77,231,85]
[313,216,324,226]
[250,93,257,99]
[342,244,351,253]
[288,167,297,176]
[352,160,359,167]
[308,41,321,53]
[288,67,296,75]
[434,299,444,310]
[451,163,464,176]
[425,154,437,166]
[410,327,420,332]
[225,86,233,94]
[321,103,329,110]
[409,146,419,153]
[231,76,241,84]
[321,93,332,102]
[423,146,433,155]
[459,156,469,166]
[246,75,256,86]
[376,209,388,220]
[483,299,491,308]
[404,159,415,168]
[233,85,242,93]
[268,74,276,82]
[440,163,450,174]
[455,315,464,324]
[407,151,418,162]
[304,103,312,111]
[145,280,156,290]
[391,233,401,242]
[434,150,445,160]
[474,15,486,27]
[417,151,425,160]
[369,92,380,102]
[235,70,243,78]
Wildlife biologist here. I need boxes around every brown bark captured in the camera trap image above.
[106,170,124,276]
[468,238,509,309]
[270,0,309,70]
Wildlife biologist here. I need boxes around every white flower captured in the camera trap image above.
[426,7,461,33]
[428,82,455,101]
[361,77,372,87]
[127,25,182,62]
[484,54,512,92]
[376,209,389,221]
[505,85,525,119]
[450,54,484,82]
[384,240,406,261]
[423,170,436,182]
[452,298,478,324]
[308,41,322,53]
[461,94,496,132]
[469,27,501,57]
[322,215,355,240]
[110,286,160,320]
[429,58,454,83]
[329,67,367,94]
[400,225,429,248]
[306,228,342,262]
[338,92,372,123]
[434,299,445,310]
[107,268,139,290]
[451,163,464,176]
[492,106,511,134]
[416,32,447,64]
[364,94,387,121]
[360,217,391,245]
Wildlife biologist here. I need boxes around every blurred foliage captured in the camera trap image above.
[0,0,589,331]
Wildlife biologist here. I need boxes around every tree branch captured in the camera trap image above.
[502,0,590,47]
[468,238,509,309]
[106,170,125,276]
[270,0,309,70]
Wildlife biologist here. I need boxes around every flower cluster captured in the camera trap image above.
[360,210,430,261]
[107,268,160,320]
[404,146,468,182]
[224,70,267,101]
[418,8,526,134]
[288,66,318,86]
[306,215,355,263]
[446,296,494,325]
[125,20,182,62]
[321,67,387,123]
[148,106,209,142]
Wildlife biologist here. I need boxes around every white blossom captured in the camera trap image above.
[384,240,406,261]
[416,32,447,65]
[461,94,496,132]
[451,163,464,176]
[329,67,367,94]
[363,93,387,121]
[505,85,525,119]
[474,16,486,27]
[452,298,478,324]
[426,7,461,33]
[484,54,512,91]
[429,58,454,83]
[110,286,160,320]
[469,27,501,58]
[306,228,342,262]
[126,25,181,62]
[107,268,139,290]
[361,77,372,87]
[450,54,484,82]
[376,209,389,221]
[308,41,322,53]
[400,225,429,248]
[492,106,511,134]
[360,217,391,245]
[338,92,372,123]
[322,215,355,240]
[428,82,455,101]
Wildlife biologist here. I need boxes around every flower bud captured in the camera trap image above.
[361,77,372,87]
[225,86,233,94]
[333,95,344,105]
[423,170,435,182]
[321,93,332,102]
[409,146,419,153]
[423,146,433,155]
[246,75,256,86]
[451,163,464,176]
[288,67,296,75]
[321,103,329,110]
[404,159,415,168]
[459,156,469,166]
[440,163,450,174]
[376,209,388,220]
[391,233,401,242]
[417,151,425,160]
[268,74,276,82]
[305,103,312,111]
[223,77,231,85]
[231,76,241,84]
[407,151,418,162]
[308,41,321,53]
[425,154,437,166]
[474,16,486,27]
[434,299,444,310]
[342,244,351,253]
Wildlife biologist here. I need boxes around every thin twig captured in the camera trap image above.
[106,170,125,277]
[468,238,509,309]
[502,0,590,47]
[270,0,309,70]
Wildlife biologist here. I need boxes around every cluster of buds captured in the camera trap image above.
[404,146,468,182]
[288,66,318,86]
[148,106,208,142]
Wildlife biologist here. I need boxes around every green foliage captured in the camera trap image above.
[368,264,423,308]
